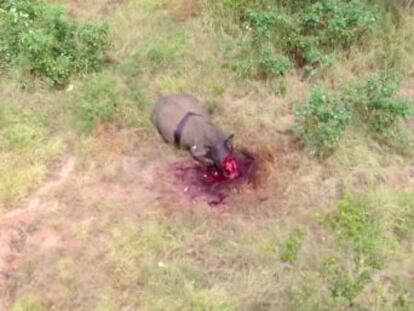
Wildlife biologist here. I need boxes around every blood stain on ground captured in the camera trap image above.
[172,151,256,206]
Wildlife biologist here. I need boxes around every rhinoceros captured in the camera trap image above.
[150,93,238,179]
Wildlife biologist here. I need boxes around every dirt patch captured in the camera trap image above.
[53,0,124,18]
[1,155,75,225]
[51,0,84,17]
[96,0,125,17]
[167,0,202,22]
[0,227,25,278]
[0,129,304,308]
[0,155,76,304]
[152,137,297,217]
[29,228,64,250]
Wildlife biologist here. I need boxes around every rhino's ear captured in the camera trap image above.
[225,134,234,151]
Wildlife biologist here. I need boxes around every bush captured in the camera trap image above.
[257,45,293,78]
[300,0,379,49]
[294,71,411,156]
[342,71,411,134]
[0,0,111,87]
[207,0,379,78]
[294,88,352,157]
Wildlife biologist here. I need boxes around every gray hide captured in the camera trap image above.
[150,93,233,168]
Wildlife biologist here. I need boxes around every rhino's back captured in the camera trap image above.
[151,93,209,145]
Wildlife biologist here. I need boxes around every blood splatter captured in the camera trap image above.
[172,151,256,206]
[222,156,239,180]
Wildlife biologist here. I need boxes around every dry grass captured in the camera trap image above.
[1,0,414,310]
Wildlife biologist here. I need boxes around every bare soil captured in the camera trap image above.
[0,129,298,307]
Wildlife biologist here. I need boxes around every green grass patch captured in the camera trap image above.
[70,71,150,134]
[279,228,307,263]
[0,103,63,209]
[11,294,49,311]
[108,217,233,310]
[316,189,414,307]
[325,191,397,269]
[116,9,187,75]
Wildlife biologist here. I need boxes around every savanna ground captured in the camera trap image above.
[0,0,414,310]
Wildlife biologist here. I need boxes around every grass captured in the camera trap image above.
[11,294,48,311]
[1,0,414,310]
[279,228,307,263]
[0,95,63,210]
[69,70,150,134]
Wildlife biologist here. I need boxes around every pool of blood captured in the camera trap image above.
[172,151,256,206]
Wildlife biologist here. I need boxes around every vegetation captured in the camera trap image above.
[294,71,411,156]
[293,87,351,157]
[320,190,414,307]
[0,100,63,209]
[0,0,110,87]
[207,0,380,77]
[279,228,307,263]
[343,71,412,139]
[0,0,413,310]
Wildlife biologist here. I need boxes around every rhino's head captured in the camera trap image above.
[208,134,239,179]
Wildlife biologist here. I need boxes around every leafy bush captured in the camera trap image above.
[300,0,379,49]
[0,0,110,87]
[257,45,293,78]
[208,0,379,78]
[294,88,352,157]
[294,71,411,156]
[227,36,293,79]
[342,71,411,134]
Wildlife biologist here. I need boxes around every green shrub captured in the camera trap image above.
[342,71,411,134]
[300,0,379,49]
[257,45,293,78]
[294,71,411,156]
[294,88,352,157]
[0,0,110,87]
[207,0,379,78]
